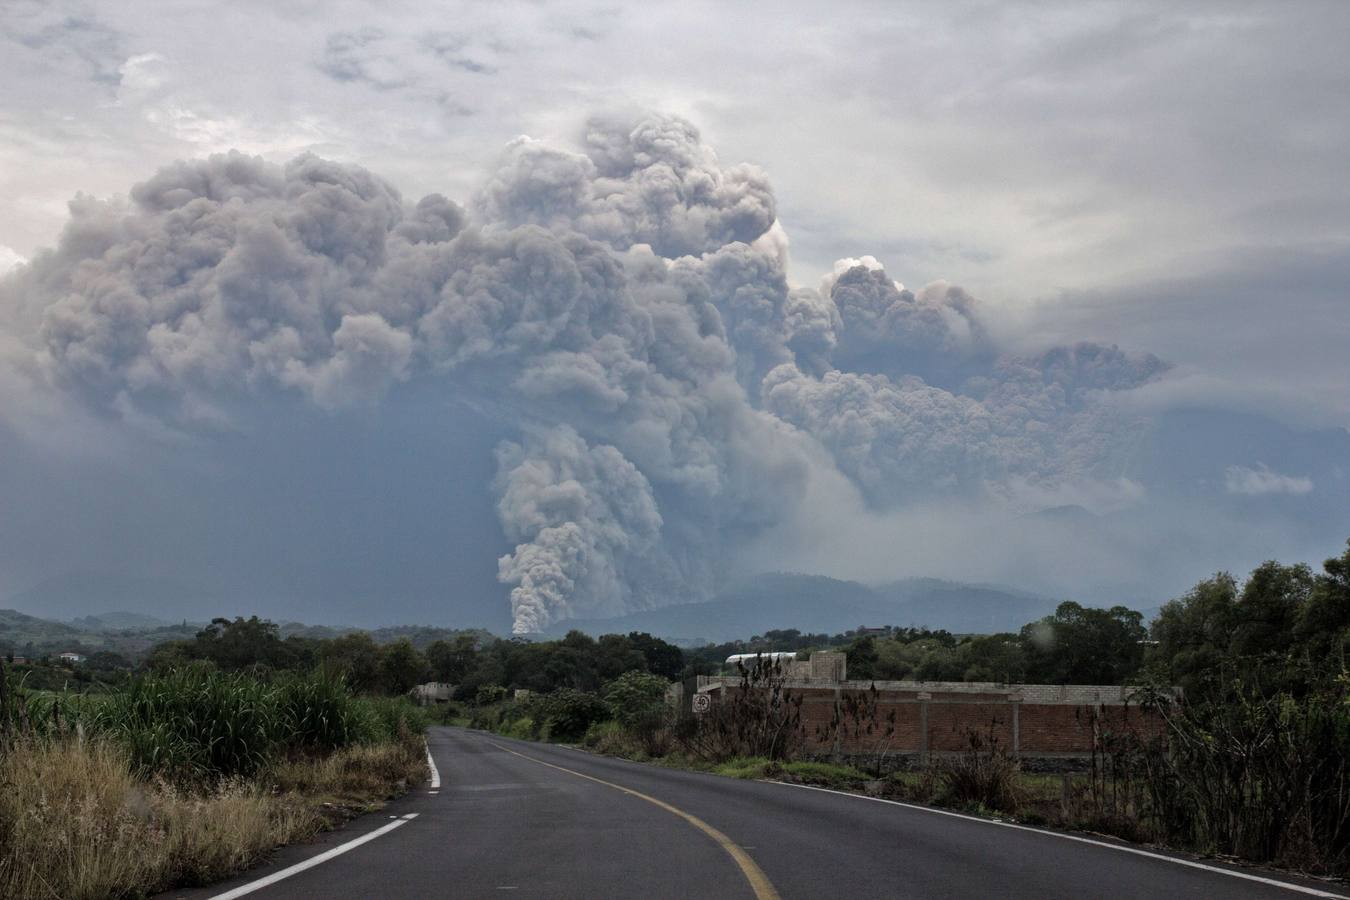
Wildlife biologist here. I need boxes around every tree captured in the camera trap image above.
[189,616,300,671]
[532,689,610,741]
[845,636,879,680]
[380,639,427,695]
[956,634,1027,683]
[1021,601,1145,684]
[321,633,382,692]
[1297,540,1350,661]
[1150,573,1239,694]
[1232,561,1313,659]
[1151,543,1350,698]
[627,632,685,680]
[84,650,132,672]
[144,640,194,672]
[595,634,646,682]
[426,634,479,683]
[603,671,670,731]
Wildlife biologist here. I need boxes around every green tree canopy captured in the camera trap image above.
[1021,601,1145,684]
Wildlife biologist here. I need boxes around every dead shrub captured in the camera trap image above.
[938,728,1023,813]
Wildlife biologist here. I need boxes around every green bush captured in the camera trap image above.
[531,689,609,742]
[502,717,537,740]
[475,685,509,706]
[582,720,624,748]
[603,672,669,731]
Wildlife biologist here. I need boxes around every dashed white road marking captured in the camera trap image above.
[426,742,441,790]
[207,814,419,899]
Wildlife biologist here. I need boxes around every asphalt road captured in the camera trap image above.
[167,726,1350,900]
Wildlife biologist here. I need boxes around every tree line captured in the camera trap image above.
[32,538,1347,711]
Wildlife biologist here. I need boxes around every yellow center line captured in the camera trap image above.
[486,740,780,900]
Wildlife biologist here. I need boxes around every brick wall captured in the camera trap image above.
[699,679,1166,761]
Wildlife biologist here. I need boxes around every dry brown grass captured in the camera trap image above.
[0,735,426,899]
[271,739,427,815]
[0,738,166,899]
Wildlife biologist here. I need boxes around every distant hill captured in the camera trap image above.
[1,608,87,648]
[0,607,199,658]
[69,611,175,631]
[5,571,221,622]
[871,578,1061,635]
[0,605,494,661]
[544,573,1070,643]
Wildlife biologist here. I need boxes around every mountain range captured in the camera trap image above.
[4,570,1154,652]
[543,573,1093,644]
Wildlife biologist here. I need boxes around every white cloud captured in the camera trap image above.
[1224,463,1313,496]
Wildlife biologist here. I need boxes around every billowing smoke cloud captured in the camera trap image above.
[0,112,1174,632]
[494,426,662,633]
[477,113,776,259]
[762,340,1165,507]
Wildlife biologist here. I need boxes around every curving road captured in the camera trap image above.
[166,726,1349,899]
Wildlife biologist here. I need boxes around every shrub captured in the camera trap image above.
[602,671,674,755]
[503,717,538,740]
[677,657,804,762]
[938,728,1022,814]
[531,689,609,742]
[603,672,670,730]
[475,684,509,706]
[1138,679,1350,874]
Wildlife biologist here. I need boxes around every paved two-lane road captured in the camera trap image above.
[169,727,1349,899]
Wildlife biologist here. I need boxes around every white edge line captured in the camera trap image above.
[426,742,441,789]
[769,782,1347,898]
[208,813,419,900]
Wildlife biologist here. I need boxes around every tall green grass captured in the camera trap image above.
[3,664,430,781]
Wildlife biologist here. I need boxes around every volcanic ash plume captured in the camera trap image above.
[0,112,1169,632]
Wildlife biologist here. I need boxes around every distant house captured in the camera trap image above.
[6,655,29,666]
[412,682,455,705]
[58,651,85,664]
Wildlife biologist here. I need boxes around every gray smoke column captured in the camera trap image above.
[0,112,1172,633]
[494,426,662,632]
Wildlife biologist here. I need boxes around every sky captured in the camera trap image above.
[0,0,1347,631]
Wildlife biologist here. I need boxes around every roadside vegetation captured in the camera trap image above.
[0,665,427,899]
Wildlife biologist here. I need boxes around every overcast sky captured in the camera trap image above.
[1,1,1347,628]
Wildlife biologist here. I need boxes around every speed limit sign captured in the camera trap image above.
[691,693,711,714]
